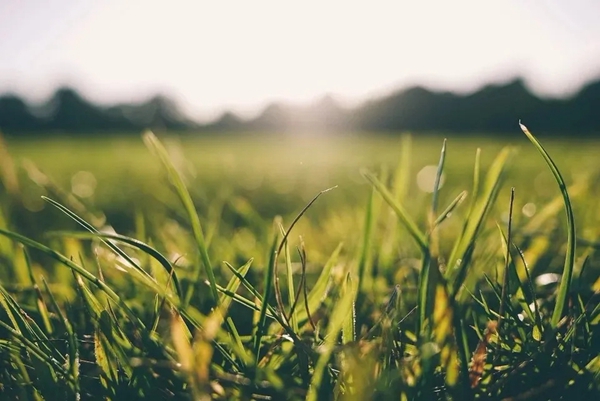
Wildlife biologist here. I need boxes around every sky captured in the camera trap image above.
[1,0,599,122]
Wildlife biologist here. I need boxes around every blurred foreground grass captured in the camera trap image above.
[0,129,599,400]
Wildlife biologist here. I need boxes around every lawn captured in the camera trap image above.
[0,127,598,400]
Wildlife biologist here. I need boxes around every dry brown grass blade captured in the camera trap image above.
[469,320,498,388]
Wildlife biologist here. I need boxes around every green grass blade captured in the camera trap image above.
[220,258,253,309]
[142,130,218,306]
[278,223,298,333]
[214,282,271,316]
[513,243,543,339]
[273,186,338,324]
[520,122,576,328]
[42,196,150,281]
[94,328,118,389]
[0,285,64,378]
[446,146,512,296]
[357,186,376,293]
[254,234,278,364]
[222,261,279,319]
[0,227,145,330]
[418,139,448,338]
[0,321,72,382]
[294,241,344,325]
[50,230,183,300]
[431,138,447,217]
[498,188,516,328]
[342,274,357,344]
[434,190,468,228]
[215,258,254,366]
[306,273,357,401]
[497,226,531,319]
[362,169,428,252]
[221,263,315,362]
[469,148,481,216]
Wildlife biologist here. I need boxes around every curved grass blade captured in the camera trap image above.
[294,241,344,325]
[47,232,178,303]
[42,196,152,281]
[520,121,576,328]
[221,263,317,362]
[142,130,218,306]
[0,227,145,330]
[49,230,182,300]
[273,186,338,324]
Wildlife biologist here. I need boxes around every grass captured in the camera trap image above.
[0,127,599,400]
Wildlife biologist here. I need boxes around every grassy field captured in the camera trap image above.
[0,127,598,400]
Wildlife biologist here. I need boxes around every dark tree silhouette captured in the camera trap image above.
[1,78,599,136]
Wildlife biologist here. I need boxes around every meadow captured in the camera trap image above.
[0,127,598,400]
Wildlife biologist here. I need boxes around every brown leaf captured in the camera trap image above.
[469,320,497,388]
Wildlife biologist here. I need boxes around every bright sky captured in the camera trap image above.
[1,0,599,121]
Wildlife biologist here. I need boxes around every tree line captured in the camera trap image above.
[1,78,599,136]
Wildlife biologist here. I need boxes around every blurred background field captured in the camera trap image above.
[3,131,600,269]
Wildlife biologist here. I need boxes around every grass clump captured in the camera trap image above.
[0,125,598,400]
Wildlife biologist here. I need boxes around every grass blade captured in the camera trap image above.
[446,146,512,297]
[362,169,428,252]
[254,234,278,364]
[418,139,448,337]
[358,186,376,293]
[431,138,447,217]
[294,242,344,325]
[342,274,357,344]
[520,122,576,328]
[306,272,357,401]
[49,230,183,300]
[220,258,253,310]
[142,130,218,306]
[0,227,145,330]
[273,186,338,324]
[499,188,515,329]
[42,196,151,282]
[434,190,468,228]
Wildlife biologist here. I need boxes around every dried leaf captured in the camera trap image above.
[469,320,498,388]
